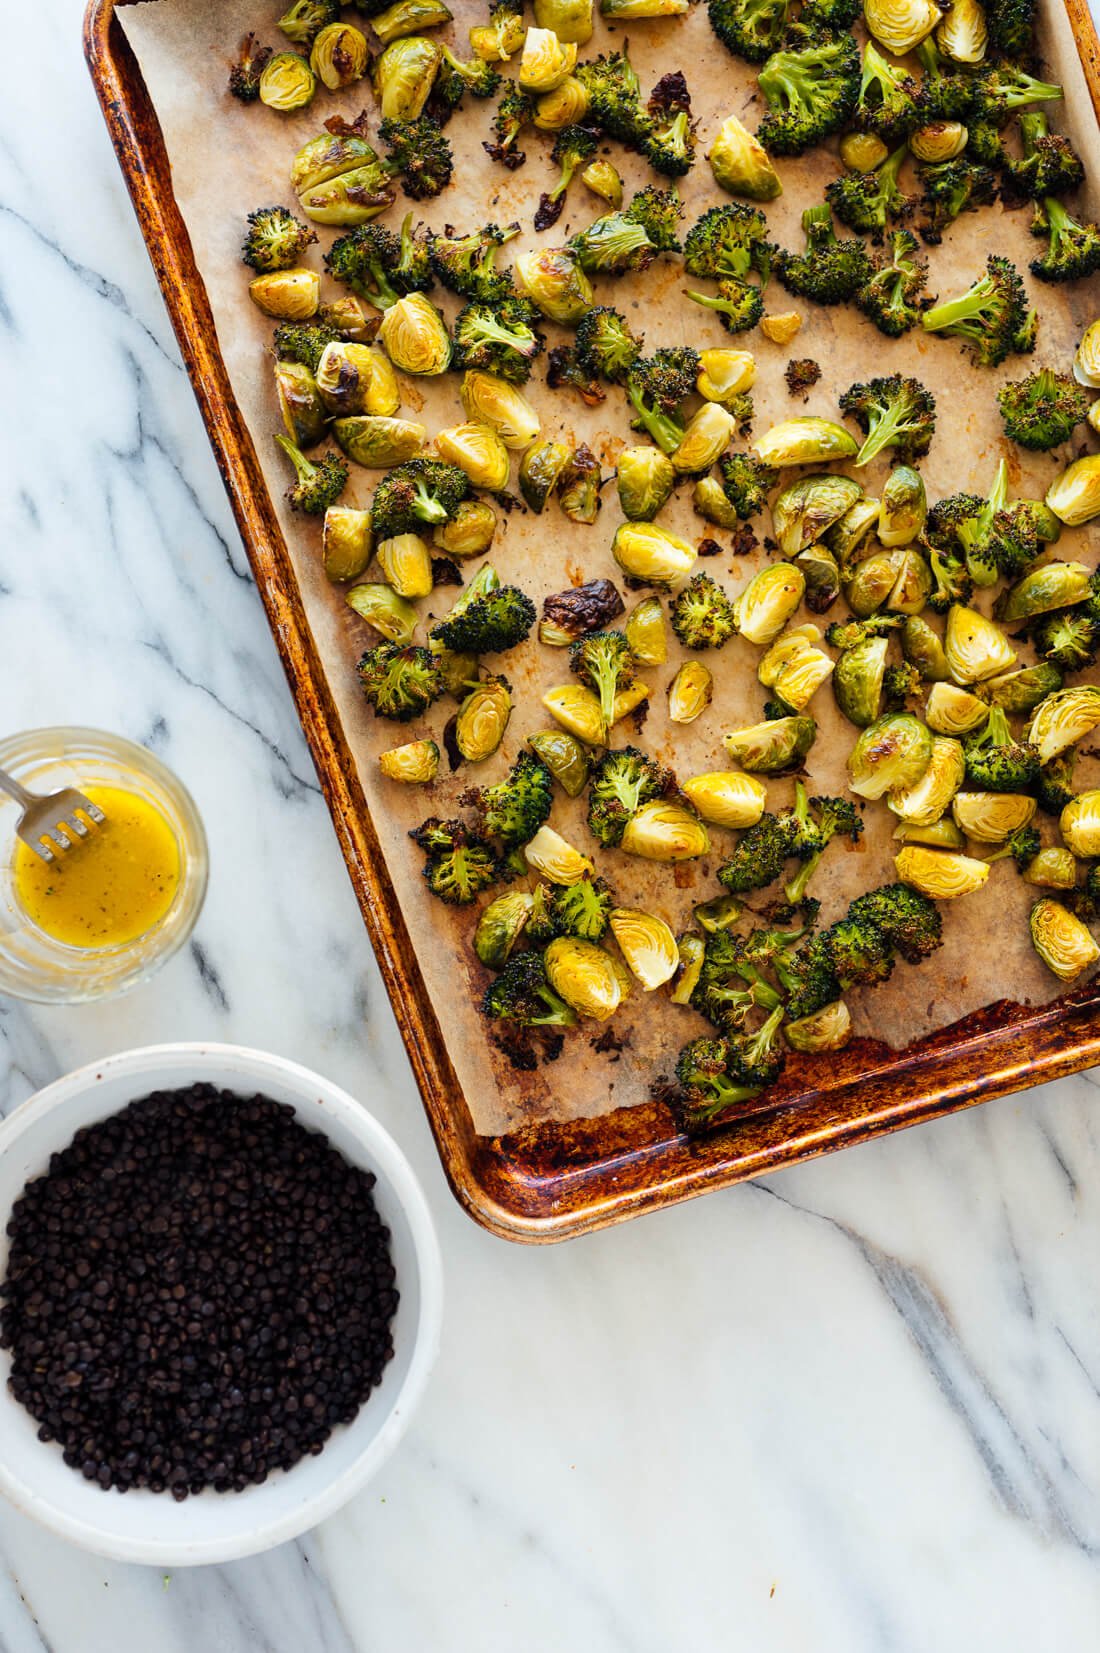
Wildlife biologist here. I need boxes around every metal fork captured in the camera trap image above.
[0,766,106,863]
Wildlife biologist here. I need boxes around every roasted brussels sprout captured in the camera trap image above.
[902,615,950,682]
[378,293,452,376]
[892,817,966,849]
[616,447,676,522]
[864,0,942,56]
[697,349,756,405]
[925,681,991,736]
[620,801,710,862]
[841,131,891,172]
[609,909,678,990]
[848,712,933,800]
[373,36,442,119]
[1059,791,1100,858]
[259,53,317,111]
[311,23,369,89]
[1028,686,1100,764]
[625,597,668,665]
[460,372,540,449]
[454,676,512,762]
[539,580,625,649]
[708,113,782,201]
[525,824,594,883]
[944,605,1017,684]
[533,77,592,129]
[773,475,862,559]
[470,4,526,60]
[582,158,623,207]
[378,738,440,783]
[1029,898,1100,982]
[834,635,889,727]
[519,440,571,512]
[669,932,706,1005]
[542,683,608,745]
[1022,848,1076,890]
[667,661,714,724]
[733,563,806,645]
[612,523,696,589]
[434,422,511,492]
[518,27,578,94]
[371,0,454,45]
[319,296,383,344]
[909,121,969,163]
[376,533,435,599]
[559,445,603,525]
[951,790,1035,842]
[759,629,834,711]
[332,415,427,467]
[994,562,1092,624]
[693,478,741,530]
[671,405,737,477]
[316,342,392,419]
[277,0,340,47]
[543,936,621,1019]
[844,555,904,623]
[474,890,533,968]
[346,582,419,643]
[936,0,986,62]
[682,772,767,829]
[1045,456,1100,527]
[528,729,591,795]
[1073,321,1100,388]
[292,119,381,194]
[888,736,964,824]
[977,664,1062,716]
[784,999,852,1053]
[894,846,990,899]
[275,358,327,448]
[795,547,842,614]
[723,716,817,772]
[825,496,879,564]
[752,418,859,468]
[322,505,373,582]
[693,893,744,935]
[879,466,927,547]
[249,269,320,320]
[514,247,594,324]
[433,499,497,558]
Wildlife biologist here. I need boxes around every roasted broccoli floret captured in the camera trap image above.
[546,346,605,405]
[624,349,699,453]
[1034,748,1077,815]
[685,279,765,334]
[277,0,340,45]
[769,933,840,1020]
[968,117,1010,170]
[241,206,317,274]
[576,49,650,148]
[985,825,1042,871]
[372,458,470,539]
[882,662,923,711]
[913,38,975,124]
[669,574,737,650]
[726,1002,787,1089]
[379,117,454,201]
[451,297,545,383]
[641,72,697,178]
[483,949,577,1024]
[410,817,498,905]
[848,882,942,962]
[228,34,271,102]
[428,222,518,301]
[774,204,871,305]
[483,82,535,169]
[971,63,1062,126]
[854,229,933,336]
[690,929,783,1033]
[756,31,860,155]
[1005,111,1085,201]
[924,465,1006,587]
[921,255,1038,367]
[785,358,822,396]
[1030,609,1099,673]
[916,159,999,246]
[839,373,937,466]
[826,144,915,240]
[570,632,637,734]
[587,746,671,847]
[707,0,792,64]
[359,642,444,722]
[674,1036,767,1129]
[717,813,797,895]
[822,916,894,988]
[1029,197,1100,285]
[964,706,1040,792]
[569,212,658,276]
[824,614,903,650]
[782,787,863,905]
[684,202,773,283]
[433,43,502,118]
[717,451,777,519]
[273,435,347,514]
[535,126,600,231]
[551,877,615,941]
[997,368,1091,450]
[854,42,920,145]
[471,751,555,847]
[626,185,685,252]
[432,586,536,655]
[988,500,1061,582]
[575,307,644,384]
[272,319,341,372]
[325,215,433,308]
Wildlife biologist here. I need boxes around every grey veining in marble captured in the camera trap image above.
[0,3,1096,1649]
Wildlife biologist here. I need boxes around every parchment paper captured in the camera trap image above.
[121,0,1100,1133]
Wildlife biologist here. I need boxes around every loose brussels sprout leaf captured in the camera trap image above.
[332,415,427,467]
[544,936,621,1020]
[323,505,373,582]
[625,597,668,665]
[619,801,710,862]
[668,661,713,724]
[249,269,320,320]
[1027,686,1100,763]
[260,53,317,111]
[925,682,989,736]
[894,846,990,899]
[518,27,578,93]
[879,466,927,547]
[433,499,497,558]
[612,523,697,590]
[951,790,1036,843]
[834,636,889,728]
[275,359,327,448]
[774,475,862,559]
[346,582,418,643]
[901,616,950,683]
[373,36,442,118]
[379,294,452,375]
[708,113,782,201]
[697,349,756,404]
[668,932,706,1005]
[311,23,369,89]
[456,677,512,761]
[1023,848,1076,889]
[977,663,1063,715]
[909,122,968,164]
[520,441,571,512]
[377,532,434,598]
[542,683,607,745]
[723,716,817,773]
[1029,898,1100,982]
[514,248,594,324]
[864,0,942,56]
[682,772,767,828]
[528,729,591,795]
[848,713,933,800]
[752,419,858,468]
[888,736,965,825]
[460,373,540,449]
[609,908,679,990]
[944,605,1017,684]
[784,1000,852,1054]
[1046,456,1100,527]
[378,738,440,783]
[435,422,511,491]
[672,405,737,477]
[733,563,806,645]
[1060,790,1100,857]
[994,562,1091,624]
[474,890,534,968]
[617,447,676,523]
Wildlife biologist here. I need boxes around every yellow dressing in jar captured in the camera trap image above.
[12,784,180,948]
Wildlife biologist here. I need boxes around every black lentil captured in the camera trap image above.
[0,1085,398,1500]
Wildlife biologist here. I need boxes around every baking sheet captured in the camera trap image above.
[120,0,1100,1133]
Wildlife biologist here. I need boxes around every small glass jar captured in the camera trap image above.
[0,728,207,1003]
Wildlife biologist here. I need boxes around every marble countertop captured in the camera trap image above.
[0,3,1096,1647]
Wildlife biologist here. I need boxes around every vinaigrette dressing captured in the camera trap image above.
[12,785,180,948]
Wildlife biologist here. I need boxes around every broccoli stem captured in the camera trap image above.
[626,383,685,453]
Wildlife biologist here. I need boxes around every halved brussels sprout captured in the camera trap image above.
[315,341,375,419]
[795,546,841,614]
[298,165,396,228]
[617,447,676,522]
[533,76,591,129]
[888,550,932,616]
[879,466,927,547]
[435,422,511,492]
[581,158,623,208]
[625,597,668,665]
[371,0,454,46]
[248,269,320,320]
[520,441,571,512]
[708,113,782,201]
[528,729,591,795]
[834,635,889,727]
[925,681,989,735]
[525,825,594,883]
[1023,848,1077,890]
[848,712,933,800]
[864,0,942,56]
[609,908,678,990]
[620,801,710,861]
[456,677,512,761]
[994,562,1092,624]
[682,772,767,828]
[723,716,816,772]
[1028,686,1100,763]
[669,932,706,1005]
[672,405,737,477]
[693,478,741,530]
[319,295,381,345]
[909,121,968,163]
[1073,321,1100,388]
[951,790,1035,842]
[535,0,594,42]
[759,313,803,345]
[978,663,1063,715]
[770,641,835,712]
[753,419,858,468]
[601,0,688,14]
[937,0,986,62]
[373,35,441,118]
[260,52,317,111]
[513,248,593,324]
[902,615,950,682]
[892,817,966,849]
[1029,898,1100,982]
[291,122,381,194]
[825,495,878,563]
[612,523,696,589]
[693,893,743,934]
[758,624,821,686]
[845,553,903,619]
[1089,401,1100,436]
[544,935,621,1020]
[431,641,477,698]
[470,7,525,59]
[346,582,418,643]
[433,499,497,558]
[784,1000,852,1053]
[332,415,427,467]
[275,359,327,448]
[1045,456,1100,527]
[559,446,602,525]
[362,349,400,416]
[774,475,862,558]
[894,846,989,899]
[473,890,533,968]
[518,27,577,92]
[944,605,1017,684]
[376,532,434,598]
[378,293,451,376]
[322,505,373,582]
[542,683,607,745]
[697,349,756,404]
[840,131,890,171]
[311,23,369,88]
[1060,790,1100,857]
[378,738,440,784]
[888,736,965,824]
[668,661,713,724]
[611,682,649,724]
[733,563,806,645]
[460,372,540,450]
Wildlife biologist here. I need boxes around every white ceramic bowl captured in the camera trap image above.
[0,1044,442,1566]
